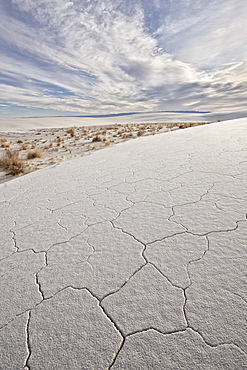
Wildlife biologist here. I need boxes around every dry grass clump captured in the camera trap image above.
[1,138,10,148]
[67,127,75,137]
[21,143,29,150]
[2,143,10,148]
[92,134,104,142]
[82,128,88,135]
[56,136,62,146]
[123,132,134,139]
[0,150,25,175]
[137,130,144,137]
[27,149,42,159]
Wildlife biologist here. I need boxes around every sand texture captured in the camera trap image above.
[0,118,246,369]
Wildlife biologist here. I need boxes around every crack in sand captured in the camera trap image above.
[147,262,190,328]
[184,235,210,288]
[187,222,240,237]
[10,228,18,252]
[168,206,189,231]
[109,323,246,367]
[24,311,31,370]
[23,285,125,370]
[189,327,246,354]
[110,220,148,263]
[100,263,148,303]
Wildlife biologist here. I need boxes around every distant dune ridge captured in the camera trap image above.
[0,110,247,132]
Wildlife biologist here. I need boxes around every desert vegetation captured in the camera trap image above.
[0,121,211,182]
[27,149,42,159]
[0,150,25,175]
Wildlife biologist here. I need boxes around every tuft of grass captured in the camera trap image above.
[67,127,75,137]
[0,150,25,175]
[137,130,144,137]
[2,143,10,148]
[123,132,134,139]
[21,143,29,150]
[92,135,103,142]
[27,149,42,159]
[1,138,9,148]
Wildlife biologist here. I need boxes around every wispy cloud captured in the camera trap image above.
[0,0,246,116]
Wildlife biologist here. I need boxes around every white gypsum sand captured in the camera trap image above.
[0,118,246,369]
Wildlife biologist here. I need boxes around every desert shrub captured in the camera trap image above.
[92,135,103,142]
[67,127,75,137]
[27,149,42,159]
[123,132,134,139]
[1,138,9,148]
[137,130,144,137]
[21,143,29,150]
[0,150,25,175]
[2,143,10,148]
[82,128,88,135]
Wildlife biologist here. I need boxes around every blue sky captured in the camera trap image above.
[0,0,246,117]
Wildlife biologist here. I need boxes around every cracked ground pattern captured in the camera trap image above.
[0,118,246,369]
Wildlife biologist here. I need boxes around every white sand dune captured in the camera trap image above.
[1,110,246,132]
[0,118,246,368]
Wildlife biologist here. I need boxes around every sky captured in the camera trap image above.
[0,0,247,117]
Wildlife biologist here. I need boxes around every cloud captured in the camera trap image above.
[0,0,246,116]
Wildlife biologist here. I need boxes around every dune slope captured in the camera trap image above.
[0,118,246,369]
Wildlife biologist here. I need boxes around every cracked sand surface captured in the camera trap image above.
[0,118,246,369]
